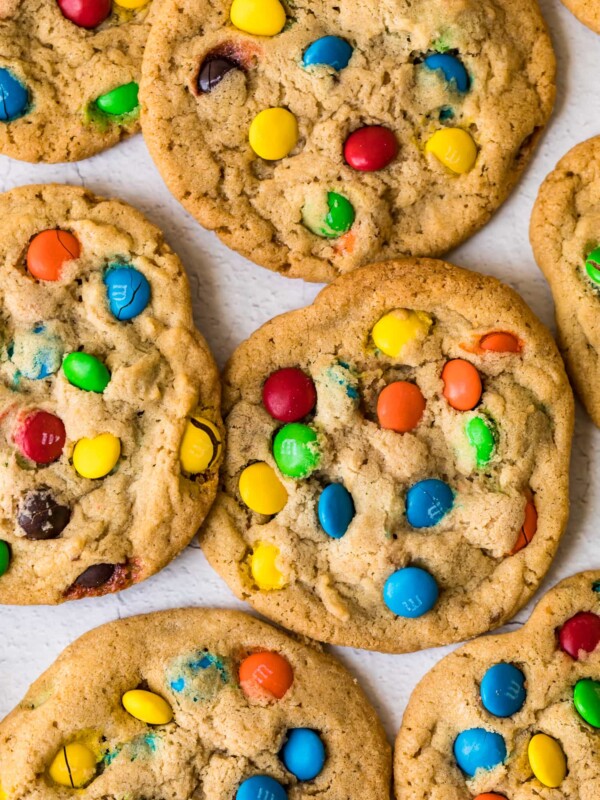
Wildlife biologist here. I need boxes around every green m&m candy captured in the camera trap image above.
[63,353,111,393]
[573,679,600,727]
[96,82,139,116]
[303,192,355,239]
[0,541,11,577]
[273,423,320,478]
[466,415,496,467]
[585,247,600,284]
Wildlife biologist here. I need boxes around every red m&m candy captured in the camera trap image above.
[57,0,112,28]
[442,359,482,411]
[239,651,294,699]
[262,368,316,422]
[344,126,398,172]
[27,229,81,282]
[14,410,66,464]
[377,381,425,433]
[559,612,600,659]
[480,332,521,353]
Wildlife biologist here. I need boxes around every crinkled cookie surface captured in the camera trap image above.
[0,0,155,162]
[141,0,555,282]
[0,184,221,604]
[395,571,600,800]
[531,135,600,426]
[0,608,391,800]
[201,259,573,653]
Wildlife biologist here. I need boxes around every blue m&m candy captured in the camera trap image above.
[302,36,353,71]
[423,53,470,93]
[0,68,29,121]
[281,728,326,781]
[318,483,355,539]
[104,265,151,321]
[406,479,453,528]
[9,326,63,380]
[236,775,287,800]
[480,663,526,718]
[383,566,438,618]
[453,728,507,776]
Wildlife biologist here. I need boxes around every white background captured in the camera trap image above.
[0,0,598,749]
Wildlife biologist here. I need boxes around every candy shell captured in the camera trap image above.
[114,0,149,8]
[480,663,526,717]
[0,68,29,121]
[453,728,506,776]
[249,108,298,160]
[442,358,482,411]
[62,352,110,393]
[74,563,116,588]
[49,742,97,788]
[318,483,355,539]
[27,229,81,282]
[302,36,353,71]
[528,733,566,788]
[14,410,66,464]
[0,541,10,577]
[239,651,294,699]
[122,689,173,725]
[96,82,139,116]
[230,0,286,36]
[377,381,425,433]
[479,332,521,353]
[466,415,496,467]
[585,246,600,284]
[383,566,439,618]
[509,497,537,555]
[473,795,507,800]
[559,611,600,659]
[344,126,398,172]
[179,417,222,473]
[263,368,316,422]
[104,265,150,320]
[18,486,71,540]
[281,728,326,780]
[236,775,287,800]
[423,53,470,93]
[371,309,432,357]
[406,478,453,528]
[249,542,287,590]
[573,679,600,727]
[72,433,121,479]
[239,462,288,515]
[273,423,319,478]
[426,128,477,174]
[10,327,63,380]
[198,56,241,93]
[303,193,355,238]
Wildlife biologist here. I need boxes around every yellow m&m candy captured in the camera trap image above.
[114,0,149,8]
[250,542,287,590]
[0,784,6,799]
[249,108,298,160]
[49,742,97,788]
[73,433,121,479]
[122,689,173,725]
[371,309,432,358]
[230,0,286,36]
[425,128,477,174]
[180,417,222,474]
[528,733,567,788]
[239,462,287,515]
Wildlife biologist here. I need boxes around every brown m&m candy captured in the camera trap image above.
[198,56,240,93]
[18,487,71,540]
[74,563,116,588]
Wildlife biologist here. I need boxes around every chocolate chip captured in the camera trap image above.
[74,563,115,588]
[198,56,240,93]
[17,486,71,540]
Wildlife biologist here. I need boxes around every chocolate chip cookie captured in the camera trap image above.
[201,259,573,653]
[531,135,600,426]
[0,183,222,604]
[0,0,154,163]
[141,0,556,282]
[395,570,600,800]
[0,608,391,799]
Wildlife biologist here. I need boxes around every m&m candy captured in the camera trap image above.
[104,265,151,320]
[62,352,110,393]
[0,68,29,121]
[318,483,355,539]
[371,309,432,358]
[479,331,521,353]
[558,611,600,659]
[263,368,316,422]
[57,0,112,28]
[509,496,537,555]
[302,36,353,71]
[27,229,81,282]
[230,0,286,36]
[179,417,222,473]
[406,479,453,528]
[74,563,116,588]
[377,381,425,433]
[10,327,63,380]
[573,679,600,727]
[0,541,10,577]
[383,566,439,618]
[114,0,148,8]
[426,128,477,174]
[15,410,66,464]
[122,689,173,725]
[18,486,71,540]
[281,728,326,780]
[249,108,298,160]
[239,462,287,515]
[453,728,506,776]
[95,82,139,116]
[344,126,398,172]
[442,359,482,411]
[249,542,287,590]
[239,651,294,699]
[72,433,121,479]
[198,56,241,93]
[585,246,600,284]
[466,415,496,467]
[423,53,470,93]
[473,796,506,800]
[273,423,319,478]
[302,193,355,239]
[480,663,526,717]
[528,733,566,788]
[236,775,287,800]
[49,742,97,788]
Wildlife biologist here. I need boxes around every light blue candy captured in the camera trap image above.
[480,663,526,718]
[424,53,470,93]
[0,68,29,122]
[406,479,454,528]
[383,566,438,618]
[453,728,507,776]
[9,326,63,379]
[318,483,355,539]
[281,728,326,781]
[302,36,353,71]
[236,775,287,800]
[104,264,151,321]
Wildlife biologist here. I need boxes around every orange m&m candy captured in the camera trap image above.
[480,331,521,353]
[239,651,293,700]
[510,496,538,555]
[474,795,507,800]
[442,359,482,411]
[377,381,425,433]
[27,229,81,282]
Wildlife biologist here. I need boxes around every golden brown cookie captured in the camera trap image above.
[559,0,600,33]
[200,259,574,653]
[395,571,600,800]
[0,608,391,800]
[0,184,222,604]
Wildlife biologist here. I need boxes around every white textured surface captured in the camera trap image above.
[0,0,598,751]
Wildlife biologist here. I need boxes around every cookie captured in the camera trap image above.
[0,0,155,163]
[140,0,556,282]
[200,259,573,653]
[395,571,600,800]
[531,136,600,426]
[558,0,600,33]
[0,184,222,604]
[0,608,391,799]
